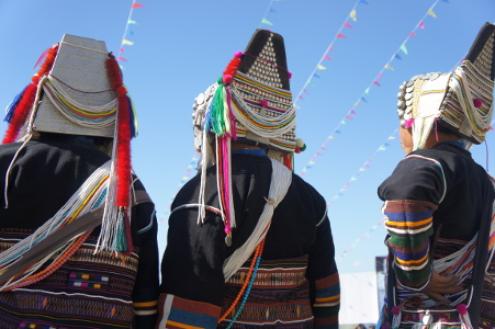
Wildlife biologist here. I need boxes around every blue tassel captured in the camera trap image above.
[3,87,27,123]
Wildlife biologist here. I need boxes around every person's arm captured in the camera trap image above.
[379,155,445,290]
[131,183,160,329]
[307,210,340,329]
[156,207,226,329]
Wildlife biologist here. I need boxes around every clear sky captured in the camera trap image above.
[0,0,494,274]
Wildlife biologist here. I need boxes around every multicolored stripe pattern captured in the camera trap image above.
[220,256,314,329]
[312,273,340,329]
[0,230,143,329]
[384,200,437,289]
[158,294,221,329]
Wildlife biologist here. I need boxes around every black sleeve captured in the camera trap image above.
[131,181,160,329]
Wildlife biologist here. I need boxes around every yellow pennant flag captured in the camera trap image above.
[349,9,358,22]
[427,7,437,18]
[122,39,134,46]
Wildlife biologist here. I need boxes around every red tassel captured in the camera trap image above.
[3,45,59,144]
[222,52,243,84]
[106,54,132,208]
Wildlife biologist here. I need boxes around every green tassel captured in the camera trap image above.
[114,220,127,252]
[211,82,227,136]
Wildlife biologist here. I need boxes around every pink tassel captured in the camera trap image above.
[457,304,473,329]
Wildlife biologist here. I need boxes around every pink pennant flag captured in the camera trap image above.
[119,47,126,53]
[409,31,417,38]
[117,56,128,62]
[419,20,426,30]
[376,72,384,80]
[336,33,346,39]
[132,2,143,9]
[344,21,353,29]
[373,80,381,87]
[324,54,332,61]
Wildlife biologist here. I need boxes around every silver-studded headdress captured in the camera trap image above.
[397,22,494,150]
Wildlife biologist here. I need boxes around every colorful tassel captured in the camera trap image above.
[3,45,59,144]
[391,306,401,329]
[3,87,27,123]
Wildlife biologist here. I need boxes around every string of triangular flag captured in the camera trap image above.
[259,0,285,28]
[327,129,398,207]
[295,0,369,106]
[116,0,143,68]
[300,0,448,177]
[336,218,384,263]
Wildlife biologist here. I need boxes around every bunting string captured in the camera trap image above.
[116,0,143,68]
[259,0,284,28]
[294,0,369,106]
[327,129,398,207]
[299,0,448,177]
[336,218,384,263]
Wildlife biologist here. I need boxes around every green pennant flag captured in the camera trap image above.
[261,18,273,26]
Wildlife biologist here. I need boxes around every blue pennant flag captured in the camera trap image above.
[394,53,402,60]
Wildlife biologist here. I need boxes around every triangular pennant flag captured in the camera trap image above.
[350,176,357,182]
[324,54,332,61]
[269,7,277,13]
[388,135,396,140]
[328,135,335,140]
[378,145,387,151]
[261,18,273,26]
[364,87,371,95]
[128,19,137,25]
[117,56,128,62]
[409,31,417,38]
[373,80,381,87]
[361,96,368,103]
[122,38,134,46]
[349,9,358,22]
[394,53,402,60]
[314,73,321,79]
[129,30,135,36]
[384,63,394,71]
[344,21,353,29]
[427,7,437,18]
[360,0,369,4]
[336,33,346,39]
[132,2,143,9]
[400,43,408,55]
[340,120,347,125]
[317,64,327,71]
[419,20,426,30]
[119,47,126,53]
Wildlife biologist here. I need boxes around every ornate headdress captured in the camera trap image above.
[192,30,302,244]
[2,34,137,252]
[397,22,494,150]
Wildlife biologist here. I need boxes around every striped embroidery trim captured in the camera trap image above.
[134,300,158,316]
[158,294,221,329]
[313,273,340,308]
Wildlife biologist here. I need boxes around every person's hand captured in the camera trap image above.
[422,271,463,304]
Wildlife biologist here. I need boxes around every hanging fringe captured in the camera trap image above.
[96,53,133,253]
[2,45,58,144]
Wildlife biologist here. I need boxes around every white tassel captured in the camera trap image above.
[197,128,210,225]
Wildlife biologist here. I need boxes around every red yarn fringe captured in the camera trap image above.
[3,45,59,144]
[106,54,132,208]
[223,55,242,80]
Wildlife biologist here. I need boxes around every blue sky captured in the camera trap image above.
[0,0,493,274]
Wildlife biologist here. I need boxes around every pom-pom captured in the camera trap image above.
[223,53,243,83]
[404,118,414,129]
[234,51,244,58]
[391,306,401,315]
[456,304,468,315]
[223,74,233,85]
[260,99,269,108]
[288,71,293,79]
[473,98,484,108]
[117,86,127,97]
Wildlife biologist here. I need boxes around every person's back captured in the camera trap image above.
[0,35,159,328]
[157,30,340,329]
[377,23,495,328]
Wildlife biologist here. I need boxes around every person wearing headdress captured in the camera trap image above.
[377,23,495,328]
[157,30,340,329]
[0,35,159,328]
